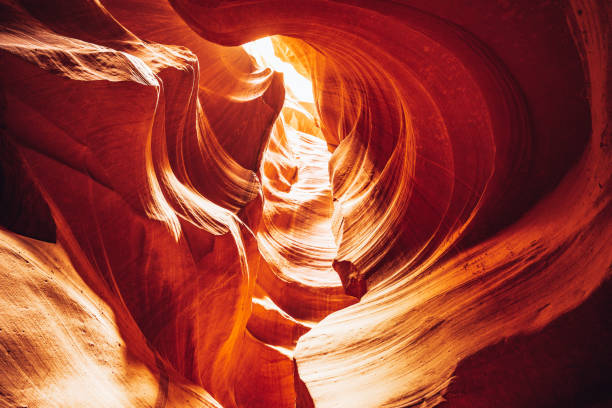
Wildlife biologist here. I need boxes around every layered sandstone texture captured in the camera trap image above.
[0,0,611,407]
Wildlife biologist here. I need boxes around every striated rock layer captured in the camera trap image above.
[0,0,611,407]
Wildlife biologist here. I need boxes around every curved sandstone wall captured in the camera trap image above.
[0,0,610,407]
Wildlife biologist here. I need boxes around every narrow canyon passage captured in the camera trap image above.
[242,37,358,328]
[259,122,340,287]
[240,39,358,402]
[245,37,344,289]
[0,1,611,408]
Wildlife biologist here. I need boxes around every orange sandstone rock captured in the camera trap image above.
[0,0,611,407]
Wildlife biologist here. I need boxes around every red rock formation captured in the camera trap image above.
[0,0,610,407]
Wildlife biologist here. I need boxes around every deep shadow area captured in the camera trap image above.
[0,122,55,242]
[439,275,612,408]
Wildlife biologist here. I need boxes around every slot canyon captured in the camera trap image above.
[0,0,611,407]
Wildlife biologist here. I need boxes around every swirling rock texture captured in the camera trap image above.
[0,0,610,407]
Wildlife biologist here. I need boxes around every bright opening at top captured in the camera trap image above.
[242,37,315,105]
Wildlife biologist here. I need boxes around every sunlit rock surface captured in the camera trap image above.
[0,0,610,407]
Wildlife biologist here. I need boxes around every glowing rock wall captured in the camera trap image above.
[0,0,610,407]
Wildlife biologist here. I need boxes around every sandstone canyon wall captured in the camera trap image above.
[0,0,610,407]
